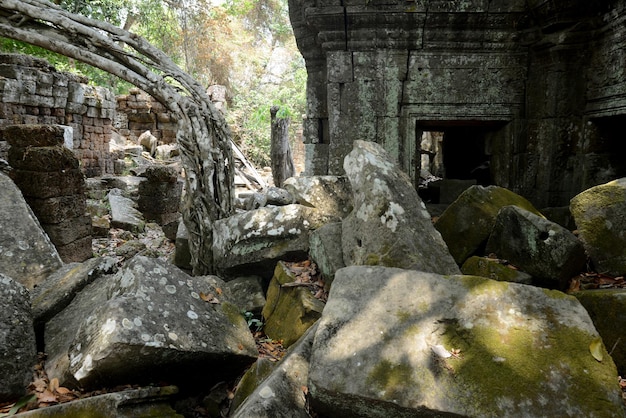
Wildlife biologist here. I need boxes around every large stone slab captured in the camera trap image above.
[0,172,62,289]
[570,178,626,276]
[309,266,624,417]
[435,185,542,265]
[16,386,182,418]
[213,204,339,279]
[342,140,459,274]
[45,256,257,389]
[31,257,118,325]
[0,274,36,402]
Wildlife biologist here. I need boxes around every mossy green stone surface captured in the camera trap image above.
[309,266,624,417]
[230,358,278,412]
[435,185,542,265]
[570,179,626,276]
[262,262,325,347]
[461,256,532,284]
[574,289,626,374]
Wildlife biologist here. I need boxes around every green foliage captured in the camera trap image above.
[243,310,264,332]
[0,0,307,167]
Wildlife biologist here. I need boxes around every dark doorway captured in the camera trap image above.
[416,121,498,186]
[590,116,626,182]
[441,126,492,185]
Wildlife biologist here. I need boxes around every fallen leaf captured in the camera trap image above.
[30,378,47,393]
[48,378,59,393]
[37,389,57,404]
[215,287,223,295]
[55,387,72,395]
[200,292,220,304]
[590,338,604,362]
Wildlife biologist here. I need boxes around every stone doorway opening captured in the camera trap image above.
[589,116,626,183]
[416,121,501,203]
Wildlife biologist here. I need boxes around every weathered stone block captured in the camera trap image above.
[435,185,542,265]
[573,289,626,375]
[232,324,317,418]
[213,204,338,279]
[0,172,62,289]
[0,274,36,402]
[27,194,86,224]
[262,262,325,347]
[309,222,344,288]
[486,205,586,288]
[11,168,84,198]
[342,140,459,274]
[15,386,182,418]
[1,123,67,148]
[31,257,117,326]
[46,256,258,389]
[283,175,352,219]
[309,266,624,417]
[42,214,92,246]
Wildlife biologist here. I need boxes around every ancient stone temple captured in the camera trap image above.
[290,0,626,207]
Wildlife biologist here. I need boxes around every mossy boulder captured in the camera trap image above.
[486,206,586,289]
[573,289,626,375]
[262,262,325,347]
[570,178,626,276]
[461,256,532,284]
[309,266,624,417]
[434,185,542,265]
[342,140,459,275]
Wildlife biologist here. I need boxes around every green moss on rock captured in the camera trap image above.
[262,262,325,347]
[435,185,542,264]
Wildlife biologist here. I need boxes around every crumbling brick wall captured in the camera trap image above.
[0,53,115,177]
[115,88,178,145]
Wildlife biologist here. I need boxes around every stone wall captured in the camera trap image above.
[115,89,178,145]
[291,0,626,207]
[0,53,116,177]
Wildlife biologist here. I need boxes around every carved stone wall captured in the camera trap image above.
[0,53,116,177]
[291,0,625,207]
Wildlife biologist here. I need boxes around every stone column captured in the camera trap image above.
[137,165,182,240]
[4,124,93,263]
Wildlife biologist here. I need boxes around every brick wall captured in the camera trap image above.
[0,53,116,177]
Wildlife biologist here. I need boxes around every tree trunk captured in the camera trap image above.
[0,0,234,275]
[270,106,295,188]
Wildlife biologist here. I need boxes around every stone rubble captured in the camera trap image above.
[1,140,626,416]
